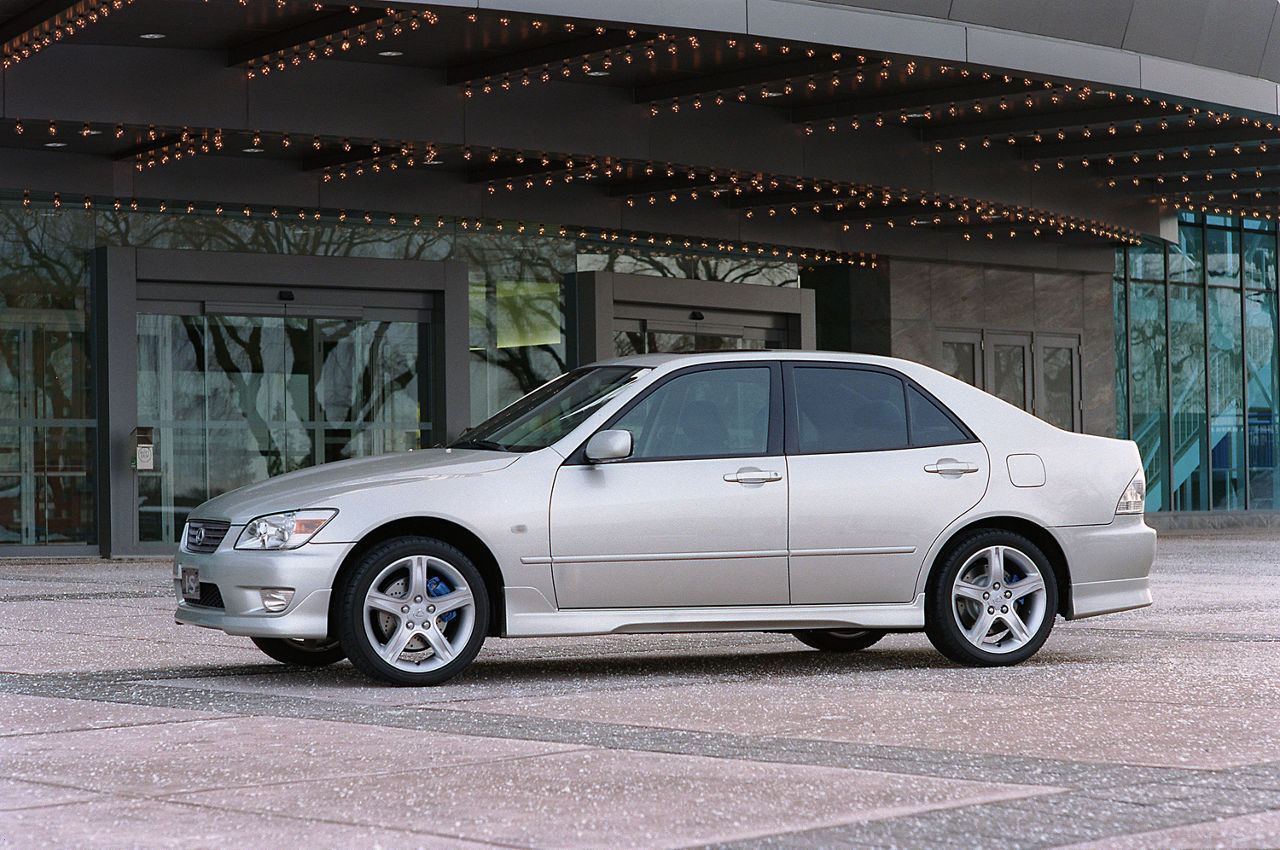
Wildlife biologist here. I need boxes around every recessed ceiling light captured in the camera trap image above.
[423,158,444,165]
[378,50,403,57]
[586,70,610,77]
[84,129,103,135]
[242,147,264,153]
[761,89,785,98]
[44,141,68,148]
[140,32,165,39]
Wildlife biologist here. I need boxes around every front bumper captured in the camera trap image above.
[173,541,351,640]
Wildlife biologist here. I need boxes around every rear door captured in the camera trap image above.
[785,364,989,604]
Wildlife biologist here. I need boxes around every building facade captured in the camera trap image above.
[5,0,1280,554]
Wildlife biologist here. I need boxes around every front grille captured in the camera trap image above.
[186,519,230,553]
[196,582,224,609]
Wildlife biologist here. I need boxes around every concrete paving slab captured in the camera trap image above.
[0,796,498,849]
[1056,808,1280,849]
[0,776,102,811]
[177,748,1060,849]
[1,715,580,797]
[0,694,229,737]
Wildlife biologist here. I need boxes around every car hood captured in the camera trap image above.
[191,449,522,524]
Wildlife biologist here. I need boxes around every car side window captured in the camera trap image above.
[793,367,908,453]
[908,385,970,446]
[613,367,771,460]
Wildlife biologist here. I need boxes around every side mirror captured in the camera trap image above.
[584,429,633,463]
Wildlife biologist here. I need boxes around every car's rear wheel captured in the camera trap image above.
[250,636,346,667]
[925,529,1058,666]
[337,536,488,686]
[791,628,886,652]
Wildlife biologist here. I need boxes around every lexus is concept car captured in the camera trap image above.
[174,352,1155,685]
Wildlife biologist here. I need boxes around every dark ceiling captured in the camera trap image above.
[2,0,1277,253]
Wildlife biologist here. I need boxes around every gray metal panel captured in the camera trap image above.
[1139,55,1280,114]
[94,247,141,558]
[476,0,749,31]
[135,249,450,291]
[1193,0,1278,78]
[965,27,1142,89]
[746,0,968,61]
[441,261,472,440]
[1122,0,1206,66]
[1262,20,1280,83]
[949,0,1134,49]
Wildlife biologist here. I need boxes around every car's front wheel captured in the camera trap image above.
[337,536,489,686]
[250,636,346,667]
[924,529,1058,666]
[791,628,886,652]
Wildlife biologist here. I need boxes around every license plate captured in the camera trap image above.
[181,567,200,601]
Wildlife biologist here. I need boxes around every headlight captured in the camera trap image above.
[1115,472,1146,515]
[235,509,337,550]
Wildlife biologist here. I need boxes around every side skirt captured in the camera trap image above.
[503,594,926,637]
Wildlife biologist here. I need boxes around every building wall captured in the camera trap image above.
[887,258,1117,437]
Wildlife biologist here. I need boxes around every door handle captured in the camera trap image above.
[723,467,782,484]
[924,459,980,475]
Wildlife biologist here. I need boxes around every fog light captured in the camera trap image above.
[259,588,295,613]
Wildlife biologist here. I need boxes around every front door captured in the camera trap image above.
[549,363,788,608]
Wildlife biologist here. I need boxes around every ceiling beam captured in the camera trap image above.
[227,8,385,67]
[790,79,1041,124]
[1022,123,1280,159]
[1096,149,1279,177]
[921,102,1176,141]
[633,56,856,103]
[445,30,645,86]
[465,158,573,184]
[0,0,74,48]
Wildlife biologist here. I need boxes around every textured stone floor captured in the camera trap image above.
[2,532,1279,848]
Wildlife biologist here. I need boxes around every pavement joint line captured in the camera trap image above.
[0,670,1227,791]
[0,589,170,602]
[0,715,239,739]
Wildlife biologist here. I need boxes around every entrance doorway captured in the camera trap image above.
[568,271,815,365]
[939,328,1083,431]
[95,247,470,555]
[136,309,431,544]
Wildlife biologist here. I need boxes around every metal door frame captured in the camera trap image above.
[565,271,816,366]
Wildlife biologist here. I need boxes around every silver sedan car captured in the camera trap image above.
[174,351,1155,685]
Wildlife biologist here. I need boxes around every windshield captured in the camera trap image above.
[450,366,647,452]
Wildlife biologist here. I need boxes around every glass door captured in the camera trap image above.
[613,309,790,357]
[0,316,95,546]
[136,308,431,544]
[938,328,1082,431]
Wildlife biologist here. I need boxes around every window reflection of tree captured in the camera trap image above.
[0,210,94,544]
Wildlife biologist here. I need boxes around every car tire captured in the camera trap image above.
[791,628,886,652]
[250,636,346,667]
[924,529,1058,667]
[337,536,488,686]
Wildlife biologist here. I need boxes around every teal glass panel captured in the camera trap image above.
[1206,227,1241,287]
[1243,229,1276,290]
[1245,290,1280,508]
[1129,282,1167,511]
[1208,287,1245,509]
[1114,274,1129,439]
[1127,240,1165,282]
[1169,223,1203,284]
[1167,286,1208,510]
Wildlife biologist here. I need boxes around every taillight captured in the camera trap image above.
[1116,472,1146,515]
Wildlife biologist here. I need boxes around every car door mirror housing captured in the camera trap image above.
[584,429,633,463]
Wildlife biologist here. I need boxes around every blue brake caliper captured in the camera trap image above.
[426,575,458,624]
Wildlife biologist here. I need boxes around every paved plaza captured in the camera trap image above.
[2,532,1280,848]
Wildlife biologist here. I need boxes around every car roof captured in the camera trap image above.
[589,350,920,371]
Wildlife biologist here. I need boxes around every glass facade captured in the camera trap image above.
[0,199,806,549]
[1117,212,1280,511]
